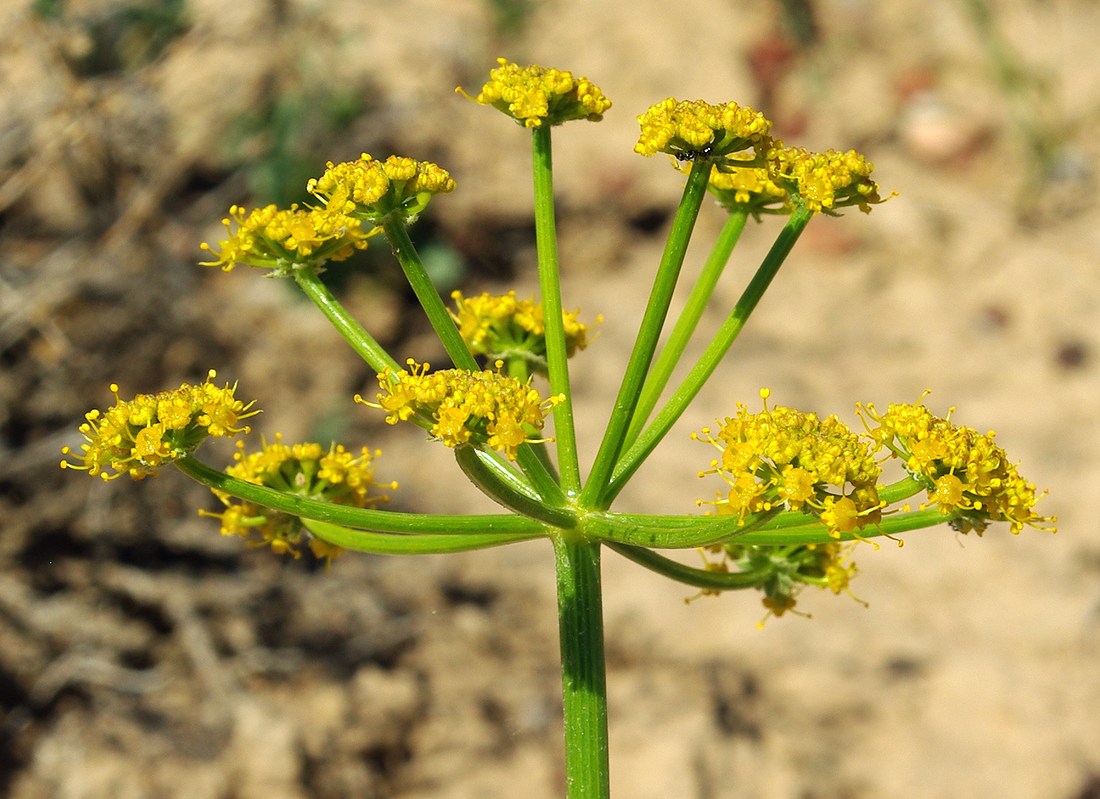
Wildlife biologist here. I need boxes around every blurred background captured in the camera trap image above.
[2,0,1098,797]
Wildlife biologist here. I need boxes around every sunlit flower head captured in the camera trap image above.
[703,153,790,216]
[695,389,881,537]
[199,203,373,274]
[201,435,396,564]
[859,399,1055,534]
[461,57,612,128]
[359,359,563,461]
[766,144,889,214]
[450,290,600,373]
[634,98,772,161]
[710,539,864,626]
[61,371,259,481]
[307,153,456,226]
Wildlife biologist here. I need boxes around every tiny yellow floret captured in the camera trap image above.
[200,203,373,274]
[202,435,396,564]
[461,58,611,128]
[307,153,456,226]
[696,392,881,537]
[61,371,259,480]
[450,290,599,372]
[766,144,890,214]
[363,359,562,460]
[859,399,1055,534]
[634,98,772,160]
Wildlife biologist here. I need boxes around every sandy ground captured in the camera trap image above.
[2,0,1099,797]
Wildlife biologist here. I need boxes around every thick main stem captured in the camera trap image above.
[554,534,610,799]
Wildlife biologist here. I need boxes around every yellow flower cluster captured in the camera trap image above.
[308,153,456,225]
[633,97,889,215]
[634,98,772,159]
[199,203,372,273]
[362,360,563,460]
[203,436,396,563]
[704,154,789,215]
[464,57,612,128]
[860,400,1054,534]
[61,372,258,480]
[695,390,882,537]
[716,539,862,622]
[767,144,886,214]
[450,290,598,370]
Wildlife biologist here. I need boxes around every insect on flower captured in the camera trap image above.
[674,145,715,162]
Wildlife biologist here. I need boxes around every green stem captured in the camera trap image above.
[601,206,814,506]
[607,543,768,590]
[624,208,749,445]
[579,160,712,508]
[454,445,577,528]
[381,219,478,371]
[738,507,954,545]
[532,125,581,495]
[304,519,540,555]
[293,268,400,374]
[554,533,610,799]
[177,455,546,536]
[381,220,563,499]
[586,508,782,549]
[517,444,568,507]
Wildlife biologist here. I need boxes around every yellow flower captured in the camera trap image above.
[307,153,455,226]
[766,144,889,214]
[202,435,396,564]
[716,539,864,624]
[695,389,881,536]
[860,399,1055,534]
[703,153,790,215]
[450,290,599,371]
[199,203,372,273]
[360,359,563,460]
[634,98,772,160]
[61,371,258,480]
[461,57,611,128]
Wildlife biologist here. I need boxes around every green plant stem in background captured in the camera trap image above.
[382,218,478,371]
[554,533,610,799]
[625,207,750,445]
[177,455,546,539]
[293,268,400,374]
[305,519,542,554]
[607,542,769,590]
[455,445,577,527]
[601,205,814,507]
[579,160,712,509]
[532,124,582,496]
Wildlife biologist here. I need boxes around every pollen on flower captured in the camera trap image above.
[307,153,456,227]
[766,144,890,214]
[202,435,396,564]
[634,98,772,160]
[860,399,1055,534]
[695,391,881,536]
[199,203,373,274]
[450,290,599,371]
[362,359,562,460]
[461,57,612,128]
[61,371,259,481]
